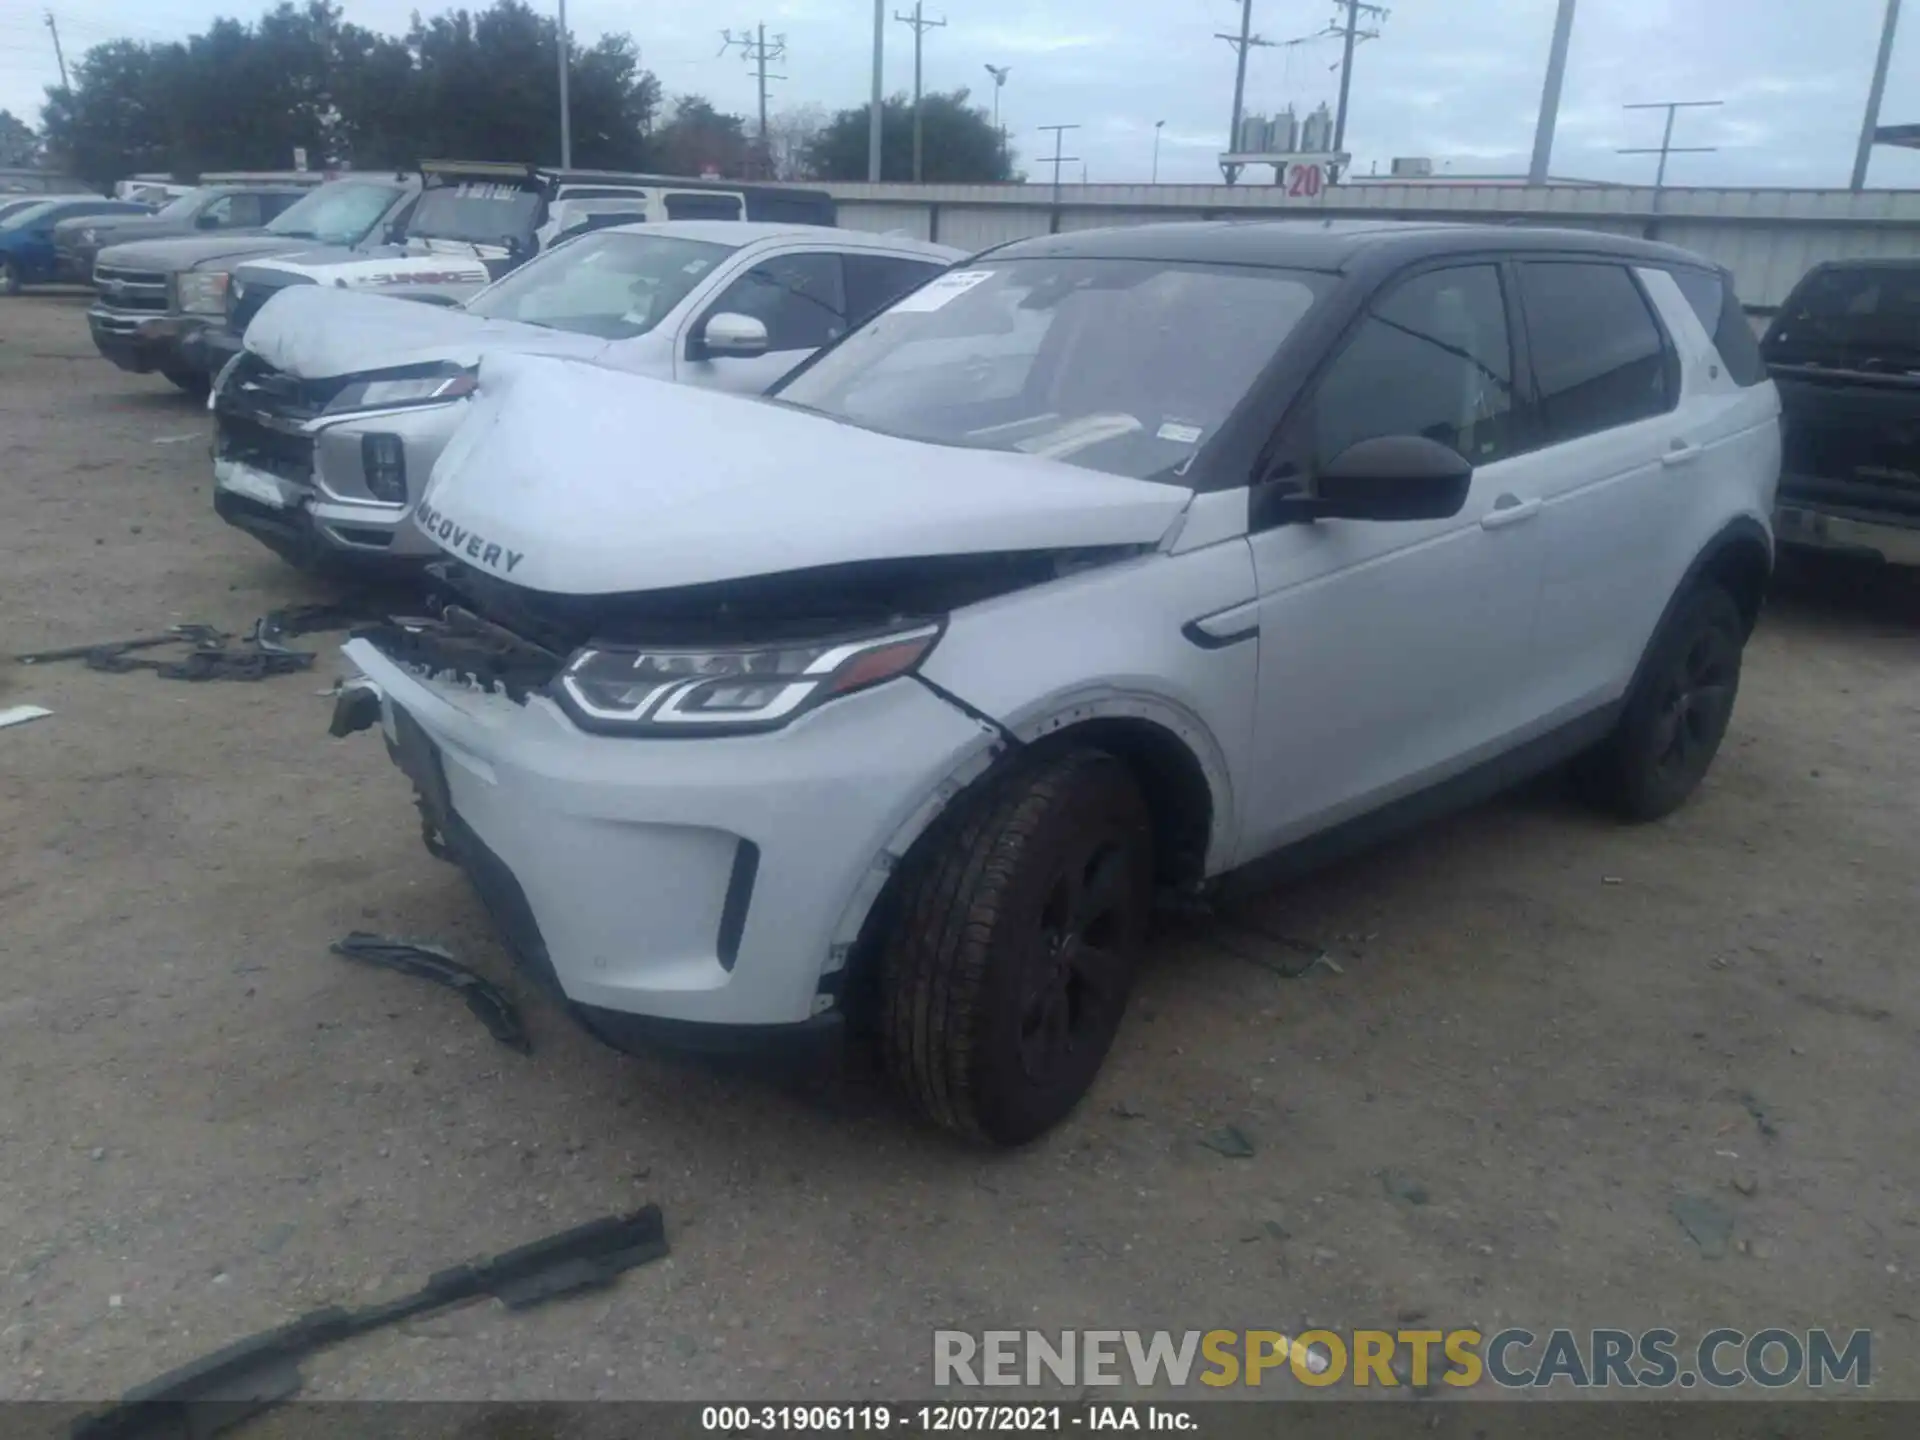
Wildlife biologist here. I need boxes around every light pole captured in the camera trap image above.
[869,0,885,181]
[1152,119,1165,182]
[556,0,573,168]
[985,63,1010,172]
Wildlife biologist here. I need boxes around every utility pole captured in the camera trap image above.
[555,0,571,167]
[985,64,1010,174]
[1528,0,1577,185]
[1852,0,1903,190]
[1038,123,1079,204]
[869,0,885,181]
[1152,119,1165,182]
[893,4,946,182]
[721,25,788,179]
[1619,100,1720,191]
[44,11,69,93]
[1329,0,1389,162]
[1215,0,1275,184]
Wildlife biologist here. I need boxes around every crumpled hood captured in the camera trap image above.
[95,233,308,273]
[244,285,610,379]
[416,352,1194,595]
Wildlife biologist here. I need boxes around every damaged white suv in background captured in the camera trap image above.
[211,221,960,572]
[335,221,1781,1145]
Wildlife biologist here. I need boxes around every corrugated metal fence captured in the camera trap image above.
[823,181,1920,314]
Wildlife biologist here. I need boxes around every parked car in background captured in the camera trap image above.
[1762,259,1920,568]
[0,197,152,294]
[221,162,840,325]
[87,175,420,392]
[334,221,1779,1143]
[0,194,97,226]
[212,222,961,570]
[54,183,315,283]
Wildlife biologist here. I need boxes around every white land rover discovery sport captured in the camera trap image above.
[336,221,1781,1145]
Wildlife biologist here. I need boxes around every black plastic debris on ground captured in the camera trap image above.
[15,598,401,684]
[330,931,531,1054]
[71,1206,668,1440]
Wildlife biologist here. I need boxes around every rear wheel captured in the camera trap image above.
[1574,584,1745,821]
[0,258,20,296]
[879,749,1152,1146]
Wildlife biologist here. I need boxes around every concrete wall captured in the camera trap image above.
[822,181,1920,312]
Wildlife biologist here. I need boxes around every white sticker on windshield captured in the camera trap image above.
[683,260,710,274]
[1157,422,1203,444]
[888,269,995,312]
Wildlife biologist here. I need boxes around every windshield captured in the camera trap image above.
[152,190,207,222]
[268,181,402,244]
[408,183,541,246]
[465,231,734,339]
[1767,266,1920,371]
[775,257,1327,479]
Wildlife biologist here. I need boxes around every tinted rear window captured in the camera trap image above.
[1670,267,1766,386]
[1765,265,1920,372]
[1518,262,1675,443]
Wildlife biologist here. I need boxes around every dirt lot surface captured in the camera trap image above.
[3,291,1918,1407]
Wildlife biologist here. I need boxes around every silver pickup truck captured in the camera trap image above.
[211,220,961,572]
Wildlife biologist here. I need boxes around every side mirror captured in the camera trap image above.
[195,211,222,230]
[698,311,770,359]
[1281,436,1474,523]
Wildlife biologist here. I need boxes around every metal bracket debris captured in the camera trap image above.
[71,1206,668,1440]
[16,600,402,684]
[330,931,530,1054]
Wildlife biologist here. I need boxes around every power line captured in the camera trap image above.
[892,3,944,183]
[720,24,787,179]
[1037,121,1078,203]
[1214,0,1274,185]
[1619,99,1721,190]
[1328,1,1388,164]
[1852,0,1902,189]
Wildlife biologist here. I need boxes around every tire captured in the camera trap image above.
[879,748,1153,1146]
[161,366,210,397]
[0,259,20,296]
[1574,583,1745,822]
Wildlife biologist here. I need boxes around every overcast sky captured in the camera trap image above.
[4,0,1917,188]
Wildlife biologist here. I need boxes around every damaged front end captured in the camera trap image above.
[337,545,1145,730]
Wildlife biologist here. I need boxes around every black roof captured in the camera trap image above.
[990,219,1712,273]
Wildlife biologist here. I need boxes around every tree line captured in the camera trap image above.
[20,0,1014,188]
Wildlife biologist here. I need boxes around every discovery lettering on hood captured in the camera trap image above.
[415,501,524,574]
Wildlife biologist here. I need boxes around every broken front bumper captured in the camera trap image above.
[340,637,990,1033]
[212,399,465,566]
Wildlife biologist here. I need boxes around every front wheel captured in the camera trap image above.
[1574,584,1746,821]
[0,259,20,296]
[879,749,1153,1146]
[161,365,210,397]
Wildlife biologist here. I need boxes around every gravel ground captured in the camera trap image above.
[2,291,1917,1406]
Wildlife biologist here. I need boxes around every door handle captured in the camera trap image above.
[1480,495,1541,531]
[1662,441,1703,467]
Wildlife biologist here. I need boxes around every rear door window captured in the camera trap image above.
[1517,262,1675,443]
[1669,267,1765,386]
[665,192,744,221]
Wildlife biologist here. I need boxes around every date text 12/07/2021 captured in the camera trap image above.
[701,1405,1197,1432]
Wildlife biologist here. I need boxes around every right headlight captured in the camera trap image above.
[555,623,942,736]
[176,269,230,315]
